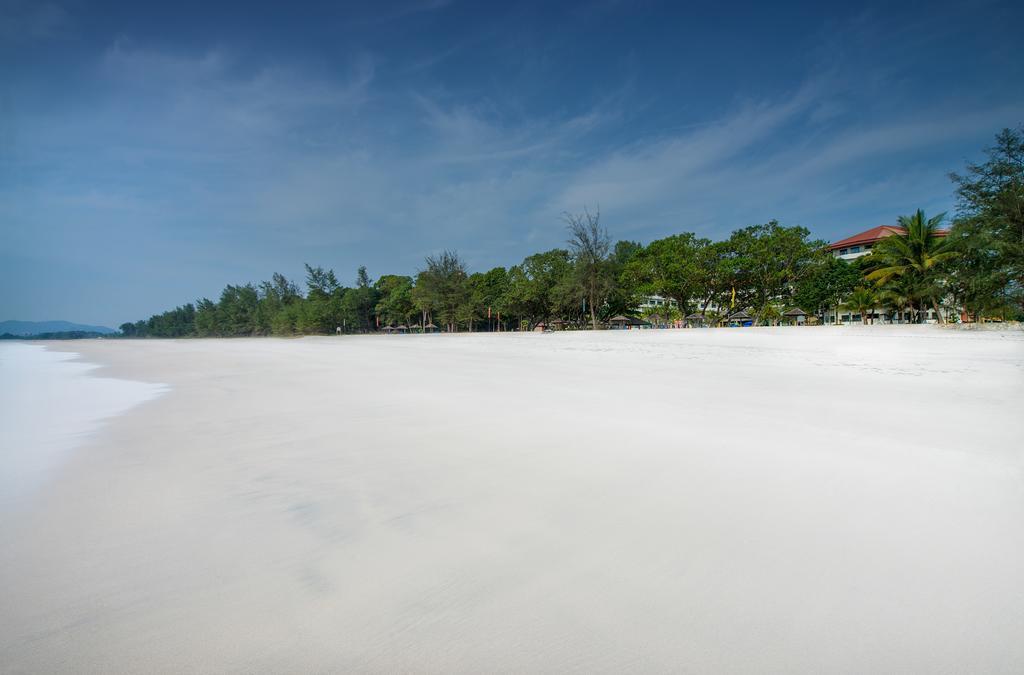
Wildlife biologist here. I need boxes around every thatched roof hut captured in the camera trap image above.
[725,310,752,327]
[782,307,808,325]
[684,312,706,327]
[609,315,651,329]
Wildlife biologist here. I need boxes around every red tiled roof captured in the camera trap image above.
[828,225,948,251]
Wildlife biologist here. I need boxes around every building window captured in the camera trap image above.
[850,246,860,253]
[840,248,848,255]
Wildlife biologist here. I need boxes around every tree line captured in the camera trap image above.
[121,128,1023,337]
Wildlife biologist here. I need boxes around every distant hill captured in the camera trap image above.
[0,320,117,336]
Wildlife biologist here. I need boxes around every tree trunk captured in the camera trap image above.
[932,298,945,324]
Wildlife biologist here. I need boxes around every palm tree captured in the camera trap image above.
[877,284,913,324]
[760,304,783,326]
[865,209,958,323]
[844,287,879,324]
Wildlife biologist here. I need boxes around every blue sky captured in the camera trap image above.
[1,0,1022,326]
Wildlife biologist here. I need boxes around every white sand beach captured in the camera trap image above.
[1,326,1023,673]
[0,344,166,511]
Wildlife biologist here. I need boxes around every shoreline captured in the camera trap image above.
[2,327,1022,672]
[0,343,167,512]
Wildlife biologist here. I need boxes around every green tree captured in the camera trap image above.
[299,264,343,334]
[607,240,644,318]
[865,210,958,323]
[691,240,740,321]
[465,267,510,331]
[876,277,916,324]
[414,250,469,332]
[949,127,1024,318]
[729,221,824,325]
[844,287,879,325]
[216,284,260,336]
[624,233,708,316]
[375,275,415,327]
[503,249,574,329]
[565,208,612,330]
[793,254,861,324]
[194,298,219,336]
[344,266,379,331]
[256,273,301,335]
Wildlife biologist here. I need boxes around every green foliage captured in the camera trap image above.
[463,267,510,331]
[413,250,468,332]
[122,132,1021,337]
[864,210,957,323]
[793,255,861,322]
[121,304,196,338]
[844,287,880,324]
[949,127,1024,318]
[624,233,708,315]
[606,240,644,317]
[375,275,415,327]
[503,249,575,328]
[727,221,825,324]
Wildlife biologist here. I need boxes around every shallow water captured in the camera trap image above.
[0,343,166,510]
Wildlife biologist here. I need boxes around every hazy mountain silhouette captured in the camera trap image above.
[0,320,116,336]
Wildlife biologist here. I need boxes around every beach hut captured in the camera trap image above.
[685,312,706,327]
[381,325,395,334]
[423,323,439,333]
[782,308,807,326]
[533,322,548,332]
[550,318,567,331]
[395,324,409,333]
[609,315,651,330]
[727,310,752,327]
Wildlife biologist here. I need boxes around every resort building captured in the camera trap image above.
[827,224,947,261]
[637,294,676,311]
[825,224,950,324]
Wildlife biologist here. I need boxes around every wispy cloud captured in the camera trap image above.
[4,0,1022,326]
